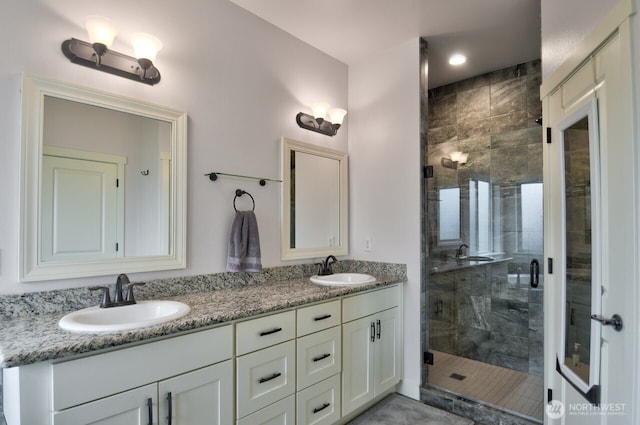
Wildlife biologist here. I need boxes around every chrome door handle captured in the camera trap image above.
[591,314,623,331]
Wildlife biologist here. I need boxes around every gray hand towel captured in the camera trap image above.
[226,210,262,273]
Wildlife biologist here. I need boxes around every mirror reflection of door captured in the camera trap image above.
[41,150,124,261]
[552,98,602,404]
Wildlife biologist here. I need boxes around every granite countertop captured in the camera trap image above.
[428,256,512,274]
[0,272,404,369]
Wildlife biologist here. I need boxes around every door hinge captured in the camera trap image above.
[548,258,553,274]
[423,165,434,179]
[424,351,434,365]
[116,178,120,188]
[116,242,119,252]
[546,127,552,144]
[548,388,553,403]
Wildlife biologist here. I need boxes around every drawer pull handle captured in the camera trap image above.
[258,372,282,383]
[313,314,332,321]
[259,327,283,337]
[167,392,173,425]
[147,398,153,425]
[376,319,381,339]
[371,322,375,342]
[312,353,331,362]
[313,402,331,414]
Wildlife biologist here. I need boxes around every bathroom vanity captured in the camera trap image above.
[1,270,404,425]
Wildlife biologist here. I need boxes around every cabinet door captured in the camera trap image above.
[158,361,233,425]
[373,307,401,395]
[341,315,375,415]
[52,384,156,425]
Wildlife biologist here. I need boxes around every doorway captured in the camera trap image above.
[422,60,544,422]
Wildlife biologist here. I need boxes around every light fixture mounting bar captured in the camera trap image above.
[61,38,161,85]
[296,112,340,137]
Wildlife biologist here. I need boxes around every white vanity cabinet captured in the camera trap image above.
[5,326,233,425]
[341,285,402,416]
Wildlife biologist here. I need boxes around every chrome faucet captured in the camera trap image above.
[317,255,338,276]
[90,273,145,308]
[455,244,469,260]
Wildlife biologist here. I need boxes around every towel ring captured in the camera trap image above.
[234,189,255,212]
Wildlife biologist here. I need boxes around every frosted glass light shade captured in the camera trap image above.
[310,102,330,120]
[450,151,463,162]
[132,33,163,61]
[85,16,117,48]
[328,108,347,125]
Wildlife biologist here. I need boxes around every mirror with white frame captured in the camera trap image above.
[20,74,187,281]
[281,137,348,260]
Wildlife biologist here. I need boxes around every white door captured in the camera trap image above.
[158,361,233,425]
[543,18,637,425]
[52,384,156,425]
[41,154,120,261]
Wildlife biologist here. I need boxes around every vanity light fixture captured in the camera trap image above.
[441,151,468,169]
[296,102,347,137]
[61,16,162,85]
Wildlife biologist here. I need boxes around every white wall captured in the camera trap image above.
[348,39,422,399]
[541,0,618,80]
[0,0,347,293]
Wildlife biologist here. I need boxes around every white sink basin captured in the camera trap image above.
[310,273,376,286]
[59,300,191,333]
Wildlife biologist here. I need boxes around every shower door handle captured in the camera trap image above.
[530,259,539,288]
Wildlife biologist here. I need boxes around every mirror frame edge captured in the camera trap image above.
[280,137,348,261]
[19,73,188,282]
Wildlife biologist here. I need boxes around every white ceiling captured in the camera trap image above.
[229,0,541,88]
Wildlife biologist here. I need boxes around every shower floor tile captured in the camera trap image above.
[427,350,544,420]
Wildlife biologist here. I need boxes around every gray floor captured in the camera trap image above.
[349,394,474,425]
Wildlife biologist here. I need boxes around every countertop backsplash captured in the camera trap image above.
[0,260,407,321]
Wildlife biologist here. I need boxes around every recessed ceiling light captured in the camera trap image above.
[449,54,467,66]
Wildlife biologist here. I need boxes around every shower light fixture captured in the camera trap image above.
[296,102,347,137]
[442,151,468,169]
[61,16,162,85]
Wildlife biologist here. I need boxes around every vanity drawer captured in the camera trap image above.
[237,394,295,425]
[51,325,232,411]
[342,285,400,322]
[297,300,341,337]
[297,326,341,391]
[296,374,341,425]
[237,340,296,419]
[237,310,296,355]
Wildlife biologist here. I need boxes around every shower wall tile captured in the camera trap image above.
[490,111,530,134]
[457,86,491,121]
[490,299,529,338]
[457,118,492,140]
[429,93,457,128]
[491,77,527,117]
[428,125,457,145]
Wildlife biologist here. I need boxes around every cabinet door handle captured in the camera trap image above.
[147,398,153,425]
[259,327,283,337]
[313,314,332,321]
[166,392,172,425]
[376,319,381,339]
[370,322,375,342]
[258,372,282,383]
[312,353,331,362]
[313,402,331,414]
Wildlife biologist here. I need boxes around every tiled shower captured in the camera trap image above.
[422,59,544,422]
